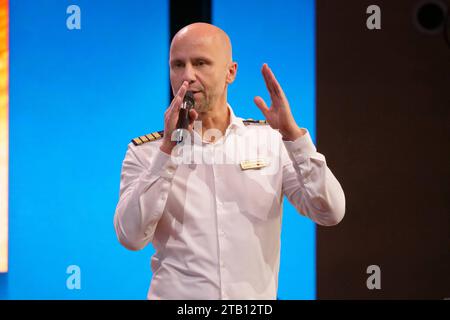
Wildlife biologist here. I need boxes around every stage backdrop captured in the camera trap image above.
[0,0,315,299]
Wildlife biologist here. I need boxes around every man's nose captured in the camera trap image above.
[182,64,196,83]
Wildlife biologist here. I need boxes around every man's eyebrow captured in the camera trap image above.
[169,58,183,64]
[192,56,212,62]
[170,56,213,64]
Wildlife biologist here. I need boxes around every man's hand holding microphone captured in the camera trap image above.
[160,81,198,155]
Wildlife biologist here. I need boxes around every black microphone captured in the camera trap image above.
[174,91,195,144]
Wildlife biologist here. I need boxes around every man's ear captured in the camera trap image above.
[226,62,238,84]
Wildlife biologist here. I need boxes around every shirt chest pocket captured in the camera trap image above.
[240,160,279,194]
[213,159,283,221]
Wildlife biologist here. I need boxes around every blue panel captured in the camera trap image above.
[4,0,168,299]
[213,0,316,299]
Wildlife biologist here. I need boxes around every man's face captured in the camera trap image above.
[169,35,232,113]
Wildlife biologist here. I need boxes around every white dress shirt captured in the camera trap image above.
[113,104,345,300]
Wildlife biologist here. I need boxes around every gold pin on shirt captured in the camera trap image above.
[240,159,269,170]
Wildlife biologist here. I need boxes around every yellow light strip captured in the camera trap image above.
[0,0,9,273]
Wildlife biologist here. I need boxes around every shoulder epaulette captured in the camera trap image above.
[243,118,268,125]
[131,130,164,146]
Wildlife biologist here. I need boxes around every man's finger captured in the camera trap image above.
[170,96,182,114]
[263,64,282,100]
[176,81,189,98]
[267,65,283,99]
[254,96,270,118]
[169,81,188,112]
[261,64,276,98]
[188,108,198,126]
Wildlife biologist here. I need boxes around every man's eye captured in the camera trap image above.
[195,61,205,66]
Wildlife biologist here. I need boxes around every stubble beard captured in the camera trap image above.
[194,94,213,113]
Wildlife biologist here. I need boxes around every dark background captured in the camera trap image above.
[316,0,450,299]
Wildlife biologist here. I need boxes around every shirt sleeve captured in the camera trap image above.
[281,129,346,226]
[113,143,178,250]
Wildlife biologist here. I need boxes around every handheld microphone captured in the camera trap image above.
[174,91,195,144]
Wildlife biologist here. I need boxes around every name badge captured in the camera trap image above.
[240,159,269,170]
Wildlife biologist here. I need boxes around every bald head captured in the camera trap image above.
[169,23,237,113]
[170,23,233,63]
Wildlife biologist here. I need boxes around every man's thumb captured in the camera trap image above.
[254,96,269,118]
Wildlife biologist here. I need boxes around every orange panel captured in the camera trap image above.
[0,0,9,273]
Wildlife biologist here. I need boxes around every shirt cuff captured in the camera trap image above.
[282,129,317,163]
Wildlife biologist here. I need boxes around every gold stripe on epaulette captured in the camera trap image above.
[243,119,268,125]
[152,132,162,139]
[131,130,164,146]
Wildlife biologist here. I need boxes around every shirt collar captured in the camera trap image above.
[227,103,246,135]
[192,103,246,143]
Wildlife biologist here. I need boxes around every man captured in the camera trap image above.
[114,23,345,299]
